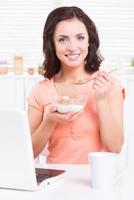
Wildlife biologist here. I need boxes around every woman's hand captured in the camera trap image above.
[92,71,124,153]
[93,71,117,101]
[44,104,82,124]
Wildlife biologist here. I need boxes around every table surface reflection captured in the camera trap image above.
[0,164,134,200]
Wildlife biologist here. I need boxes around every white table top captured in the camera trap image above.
[0,164,134,200]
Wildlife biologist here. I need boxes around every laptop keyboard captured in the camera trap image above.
[36,173,53,184]
[35,168,65,184]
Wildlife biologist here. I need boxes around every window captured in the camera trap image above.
[0,0,134,68]
[0,0,56,67]
[59,0,134,67]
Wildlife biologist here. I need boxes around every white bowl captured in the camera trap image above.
[53,95,86,114]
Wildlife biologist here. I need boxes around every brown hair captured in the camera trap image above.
[43,6,103,79]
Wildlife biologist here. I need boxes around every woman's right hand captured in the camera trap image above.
[44,104,82,124]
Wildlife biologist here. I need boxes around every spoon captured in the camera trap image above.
[72,68,118,85]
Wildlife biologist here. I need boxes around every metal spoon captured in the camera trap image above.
[72,68,118,85]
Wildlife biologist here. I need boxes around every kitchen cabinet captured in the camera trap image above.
[0,75,42,110]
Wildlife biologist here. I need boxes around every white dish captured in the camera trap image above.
[53,95,86,114]
[55,103,84,113]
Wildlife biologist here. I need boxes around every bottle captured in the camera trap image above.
[38,65,44,75]
[14,55,23,75]
[28,67,34,75]
[0,60,8,75]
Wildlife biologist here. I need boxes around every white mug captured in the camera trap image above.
[88,152,124,189]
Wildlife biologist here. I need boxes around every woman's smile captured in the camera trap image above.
[65,53,80,61]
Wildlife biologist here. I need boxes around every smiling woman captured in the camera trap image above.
[53,18,89,69]
[28,6,124,164]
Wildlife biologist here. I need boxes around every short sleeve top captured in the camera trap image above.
[28,76,123,164]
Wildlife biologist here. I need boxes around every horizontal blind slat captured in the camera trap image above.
[0,0,134,66]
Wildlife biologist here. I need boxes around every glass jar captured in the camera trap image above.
[38,65,44,75]
[0,60,8,75]
[28,67,34,75]
[14,55,23,75]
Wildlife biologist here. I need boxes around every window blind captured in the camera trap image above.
[0,0,134,68]
[59,0,134,67]
[0,0,56,68]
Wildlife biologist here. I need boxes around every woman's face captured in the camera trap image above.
[53,18,89,69]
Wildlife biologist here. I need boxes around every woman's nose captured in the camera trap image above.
[67,40,77,51]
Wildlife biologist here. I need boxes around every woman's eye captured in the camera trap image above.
[78,36,84,40]
[58,38,66,42]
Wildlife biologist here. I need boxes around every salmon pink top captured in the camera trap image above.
[28,77,123,164]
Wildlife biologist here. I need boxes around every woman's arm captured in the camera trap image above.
[28,104,82,158]
[28,105,57,158]
[93,71,124,153]
[96,93,124,153]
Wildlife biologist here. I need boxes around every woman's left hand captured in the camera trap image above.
[93,71,113,101]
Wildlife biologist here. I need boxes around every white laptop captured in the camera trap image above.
[0,109,65,191]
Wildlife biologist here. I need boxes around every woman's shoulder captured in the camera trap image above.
[109,74,122,87]
[110,75,125,98]
[28,77,55,109]
[32,77,54,90]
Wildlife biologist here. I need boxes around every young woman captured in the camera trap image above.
[28,6,124,164]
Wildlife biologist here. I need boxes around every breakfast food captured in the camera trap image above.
[53,96,86,113]
[57,96,70,105]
